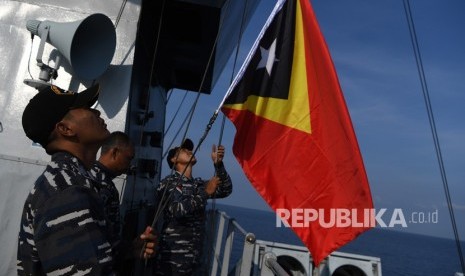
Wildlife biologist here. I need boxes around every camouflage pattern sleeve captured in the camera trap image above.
[18,185,114,275]
[212,162,233,198]
[90,163,121,246]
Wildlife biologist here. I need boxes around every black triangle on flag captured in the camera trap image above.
[225,0,296,105]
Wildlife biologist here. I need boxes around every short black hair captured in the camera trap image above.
[101,131,132,154]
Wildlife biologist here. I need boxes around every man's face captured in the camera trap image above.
[171,147,197,168]
[114,145,135,176]
[64,108,110,145]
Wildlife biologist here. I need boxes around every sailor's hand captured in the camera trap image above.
[205,176,220,195]
[211,144,225,164]
[140,226,157,259]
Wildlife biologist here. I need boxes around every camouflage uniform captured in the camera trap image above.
[155,162,232,275]
[91,161,121,246]
[17,152,114,275]
[91,161,135,274]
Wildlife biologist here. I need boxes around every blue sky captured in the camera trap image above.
[162,0,465,239]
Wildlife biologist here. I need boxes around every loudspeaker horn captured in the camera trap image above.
[27,13,116,80]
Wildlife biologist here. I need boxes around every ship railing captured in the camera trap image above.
[205,208,290,276]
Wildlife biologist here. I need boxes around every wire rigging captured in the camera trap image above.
[162,102,197,160]
[115,0,128,28]
[205,0,252,271]
[27,35,35,80]
[164,89,189,137]
[134,0,167,191]
[403,1,465,273]
[150,0,234,233]
[128,0,169,262]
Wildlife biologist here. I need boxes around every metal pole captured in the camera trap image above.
[238,233,256,275]
[263,252,290,276]
[220,219,236,276]
[210,213,226,275]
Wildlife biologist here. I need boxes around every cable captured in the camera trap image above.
[205,0,252,272]
[27,34,34,80]
[151,0,236,241]
[164,90,189,137]
[162,102,196,160]
[115,0,128,28]
[403,0,465,273]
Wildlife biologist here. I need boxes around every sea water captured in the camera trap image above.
[213,203,464,276]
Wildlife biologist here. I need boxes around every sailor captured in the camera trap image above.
[91,130,151,272]
[155,138,233,275]
[17,84,156,275]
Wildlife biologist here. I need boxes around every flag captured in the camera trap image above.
[221,0,374,266]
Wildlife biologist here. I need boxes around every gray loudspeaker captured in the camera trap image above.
[27,13,116,80]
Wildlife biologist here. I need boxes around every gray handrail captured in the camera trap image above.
[264,252,290,276]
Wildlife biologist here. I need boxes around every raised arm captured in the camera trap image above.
[210,145,233,198]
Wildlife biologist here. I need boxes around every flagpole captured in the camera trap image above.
[215,0,287,113]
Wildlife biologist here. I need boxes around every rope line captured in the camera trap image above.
[115,0,128,28]
[162,101,196,160]
[403,1,465,273]
[151,0,234,232]
[164,90,189,137]
[205,0,251,272]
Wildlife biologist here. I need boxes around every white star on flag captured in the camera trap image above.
[256,38,279,75]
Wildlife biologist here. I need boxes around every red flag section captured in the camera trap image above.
[221,0,373,266]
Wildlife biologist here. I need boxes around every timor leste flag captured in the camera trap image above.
[221,0,374,266]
